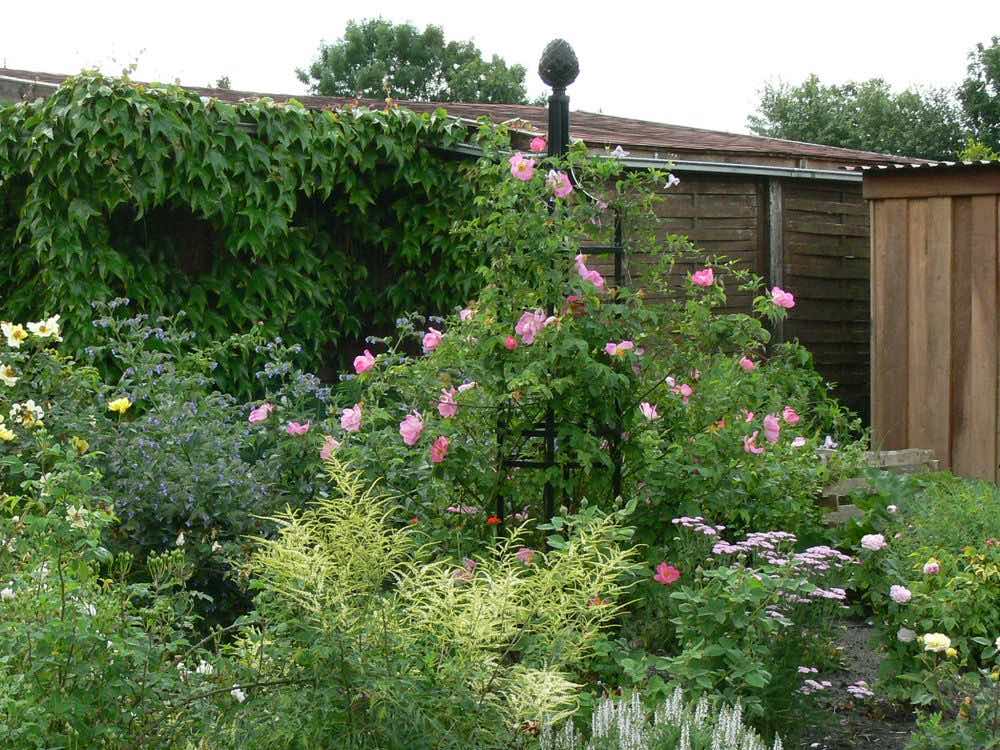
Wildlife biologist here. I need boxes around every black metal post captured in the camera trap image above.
[538,39,579,522]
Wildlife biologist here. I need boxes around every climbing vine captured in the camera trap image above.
[0,71,487,390]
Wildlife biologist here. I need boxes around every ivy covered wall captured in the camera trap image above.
[0,72,487,388]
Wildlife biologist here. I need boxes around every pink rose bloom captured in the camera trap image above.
[744,431,764,455]
[673,383,693,404]
[422,328,443,354]
[889,585,912,604]
[505,335,518,351]
[923,559,940,575]
[782,406,801,425]
[320,435,341,460]
[438,387,458,418]
[430,435,450,463]
[791,436,807,448]
[763,414,781,443]
[457,381,477,393]
[743,410,755,422]
[603,340,634,356]
[341,404,362,433]
[515,547,536,565]
[248,403,275,424]
[546,169,573,198]
[691,268,715,287]
[399,412,424,446]
[286,421,310,436]
[509,153,535,181]
[639,402,659,421]
[515,310,547,345]
[861,534,887,552]
[459,307,474,322]
[575,254,605,290]
[739,357,756,372]
[529,136,546,153]
[653,562,681,585]
[771,286,796,309]
[353,349,376,374]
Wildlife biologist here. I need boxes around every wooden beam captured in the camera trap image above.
[864,168,1000,200]
[768,179,784,343]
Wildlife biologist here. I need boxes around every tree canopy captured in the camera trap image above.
[297,18,530,104]
[748,37,1000,160]
[958,35,1000,154]
[747,75,966,160]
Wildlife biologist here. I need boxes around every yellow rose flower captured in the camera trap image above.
[946,647,958,658]
[107,397,132,414]
[0,426,14,442]
[70,436,89,454]
[922,633,952,653]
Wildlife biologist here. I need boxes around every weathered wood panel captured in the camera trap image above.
[782,180,872,420]
[868,165,1000,481]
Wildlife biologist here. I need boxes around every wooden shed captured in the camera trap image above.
[1,68,919,421]
[866,162,1000,480]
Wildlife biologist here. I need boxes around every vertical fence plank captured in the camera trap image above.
[968,196,998,479]
[951,198,975,476]
[871,198,909,449]
[923,198,953,467]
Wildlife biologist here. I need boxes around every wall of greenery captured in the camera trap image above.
[0,72,485,391]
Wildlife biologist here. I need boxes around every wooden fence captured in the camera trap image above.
[867,163,1000,481]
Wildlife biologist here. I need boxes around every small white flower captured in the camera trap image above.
[231,686,247,703]
[822,435,838,450]
[610,145,630,159]
[0,364,17,387]
[211,541,223,553]
[0,586,14,601]
[81,603,97,617]
[995,636,1000,651]
[195,660,214,676]
[887,505,898,514]
[897,627,916,643]
[27,315,61,340]
[66,505,89,530]
[665,173,680,188]
[175,531,186,547]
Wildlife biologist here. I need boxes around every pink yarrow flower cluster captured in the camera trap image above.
[672,516,726,537]
[320,435,341,460]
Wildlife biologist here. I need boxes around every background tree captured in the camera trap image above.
[958,36,1000,153]
[297,18,530,104]
[747,75,966,159]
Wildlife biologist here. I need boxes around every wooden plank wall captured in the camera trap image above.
[589,173,872,421]
[588,174,764,313]
[869,171,1000,481]
[782,180,871,421]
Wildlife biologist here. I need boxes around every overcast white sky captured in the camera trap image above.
[2,1,998,134]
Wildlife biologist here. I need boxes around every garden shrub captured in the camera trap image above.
[0,447,224,748]
[854,472,1000,702]
[0,71,485,392]
[205,458,638,750]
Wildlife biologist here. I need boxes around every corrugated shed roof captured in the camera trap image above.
[0,67,922,167]
[848,160,1000,172]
